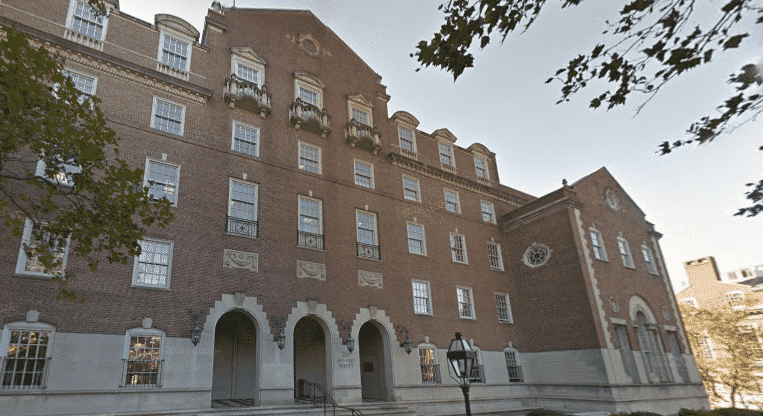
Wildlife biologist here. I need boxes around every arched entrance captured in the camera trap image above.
[358,321,388,401]
[212,310,258,403]
[293,316,328,398]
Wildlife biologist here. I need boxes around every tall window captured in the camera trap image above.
[457,287,475,318]
[298,196,323,250]
[642,246,658,275]
[124,332,163,387]
[354,160,374,188]
[450,233,468,264]
[70,1,104,40]
[159,34,189,71]
[474,156,489,180]
[63,70,96,98]
[419,347,440,383]
[227,179,258,238]
[403,175,420,202]
[481,201,496,223]
[590,229,607,261]
[412,280,432,315]
[1,328,51,388]
[699,335,714,358]
[614,325,638,382]
[232,122,259,157]
[444,189,460,213]
[398,126,416,154]
[356,210,379,260]
[295,75,323,108]
[407,223,426,255]
[144,158,180,206]
[15,218,70,277]
[495,293,513,323]
[469,349,486,383]
[439,142,454,167]
[635,312,671,382]
[505,350,522,382]
[152,97,185,136]
[351,107,370,125]
[298,142,321,174]
[488,242,504,271]
[132,239,173,289]
[617,238,635,268]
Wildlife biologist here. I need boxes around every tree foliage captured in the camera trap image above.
[0,25,174,301]
[414,0,763,217]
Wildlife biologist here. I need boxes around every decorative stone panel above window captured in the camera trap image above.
[224,47,272,117]
[290,72,331,138]
[345,95,381,154]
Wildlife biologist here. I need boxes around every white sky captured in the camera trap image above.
[121,0,763,291]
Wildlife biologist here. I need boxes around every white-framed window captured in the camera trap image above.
[354,160,374,188]
[439,142,455,168]
[419,346,441,383]
[407,223,426,255]
[403,175,421,202]
[232,55,264,87]
[412,280,433,315]
[469,347,485,383]
[444,189,461,213]
[450,233,468,264]
[398,125,417,154]
[227,178,258,233]
[617,238,635,269]
[0,321,55,389]
[457,287,475,319]
[298,141,322,174]
[356,210,379,260]
[642,245,658,275]
[35,155,81,188]
[122,328,164,387]
[157,32,191,72]
[350,104,372,126]
[487,242,504,271]
[481,201,496,223]
[144,158,180,207]
[15,218,70,277]
[699,336,714,359]
[294,75,323,109]
[474,155,489,181]
[614,324,639,382]
[232,121,259,157]
[590,228,607,261]
[131,238,173,289]
[495,293,513,323]
[727,291,745,309]
[63,69,97,101]
[504,349,523,382]
[298,195,323,235]
[66,0,107,41]
[680,298,698,307]
[151,97,185,136]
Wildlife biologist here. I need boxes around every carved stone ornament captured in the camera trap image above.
[662,306,671,321]
[297,260,326,281]
[223,249,258,272]
[609,297,620,313]
[358,270,383,289]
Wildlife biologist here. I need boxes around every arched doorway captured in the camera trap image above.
[359,321,388,401]
[212,310,258,403]
[293,316,328,399]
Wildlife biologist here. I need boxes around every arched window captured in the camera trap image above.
[635,312,671,383]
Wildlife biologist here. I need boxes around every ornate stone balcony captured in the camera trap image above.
[223,75,272,118]
[63,29,103,51]
[289,98,331,138]
[345,119,382,155]
[156,62,189,82]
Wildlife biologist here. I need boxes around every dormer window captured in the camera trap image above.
[290,72,330,137]
[64,0,110,50]
[231,48,266,87]
[474,155,489,181]
[160,34,189,71]
[439,143,454,168]
[345,95,381,154]
[225,48,271,117]
[391,111,420,159]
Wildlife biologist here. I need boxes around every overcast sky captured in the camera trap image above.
[122,0,763,292]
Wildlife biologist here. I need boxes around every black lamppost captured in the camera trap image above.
[446,332,476,416]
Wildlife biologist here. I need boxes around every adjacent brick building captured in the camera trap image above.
[0,1,710,414]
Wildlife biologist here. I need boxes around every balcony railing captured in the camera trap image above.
[420,364,441,383]
[0,357,51,390]
[400,148,418,160]
[121,359,164,388]
[63,28,103,51]
[156,62,189,82]
[346,119,382,155]
[227,216,259,238]
[223,75,272,118]
[290,98,331,138]
[298,231,325,250]
[357,242,380,260]
[469,364,486,383]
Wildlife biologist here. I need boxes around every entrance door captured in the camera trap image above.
[293,317,327,398]
[212,311,257,401]
[359,321,387,401]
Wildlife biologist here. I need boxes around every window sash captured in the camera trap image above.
[642,247,658,274]
[154,100,183,135]
[451,234,466,263]
[457,288,473,318]
[233,124,259,156]
[229,180,257,221]
[439,143,453,166]
[444,190,460,213]
[618,240,634,268]
[299,143,321,173]
[298,197,322,234]
[474,157,488,179]
[481,201,494,223]
[22,222,67,274]
[299,87,319,106]
[356,212,376,245]
[146,160,178,201]
[64,71,95,96]
[125,335,162,386]
[412,281,431,314]
[236,64,259,85]
[403,177,420,201]
[161,35,188,71]
[407,224,425,255]
[495,294,511,322]
[419,348,438,382]
[72,1,103,40]
[135,240,170,288]
[351,107,369,125]
[488,242,503,270]
[354,161,373,188]
[591,231,606,260]
[399,127,415,152]
[2,330,50,388]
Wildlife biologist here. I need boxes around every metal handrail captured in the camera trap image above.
[298,380,365,416]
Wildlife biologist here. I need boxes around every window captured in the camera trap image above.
[151,97,185,136]
[294,75,323,108]
[495,293,513,323]
[439,142,455,168]
[232,122,259,157]
[298,196,324,250]
[67,0,105,40]
[450,233,468,264]
[635,312,672,382]
[444,189,461,213]
[505,350,523,382]
[481,201,496,223]
[590,229,607,261]
[35,155,81,188]
[298,142,322,174]
[407,223,426,255]
[727,291,744,309]
[419,347,441,383]
[131,239,173,289]
[144,158,180,206]
[398,126,416,155]
[227,179,258,238]
[681,298,698,307]
[412,280,432,315]
[351,106,370,126]
[356,210,380,260]
[63,69,97,101]
[354,160,374,188]
[231,53,265,87]
[403,175,420,202]
[1,324,53,389]
[469,348,486,383]
[299,86,319,106]
[15,218,70,277]
[614,325,638,382]
[123,329,164,387]
[617,238,635,268]
[488,242,504,271]
[457,287,475,319]
[158,33,189,72]
[642,246,658,275]
[474,156,489,181]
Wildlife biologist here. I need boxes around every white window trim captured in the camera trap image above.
[418,343,441,383]
[298,195,324,235]
[590,227,608,262]
[298,141,322,174]
[487,241,504,271]
[680,298,698,307]
[641,245,659,275]
[156,30,193,73]
[0,321,56,389]
[354,159,375,189]
[407,222,427,256]
[150,96,186,136]
[228,178,259,221]
[294,74,324,109]
[231,55,265,87]
[495,292,513,323]
[457,286,476,319]
[504,348,522,382]
[35,157,81,188]
[402,175,421,202]
[65,0,110,42]
[617,237,635,269]
[63,67,99,96]
[15,218,71,278]
[439,142,456,169]
[726,291,745,309]
[444,189,461,214]
[474,154,490,181]
[131,238,174,290]
[122,327,165,387]
[231,120,260,158]
[450,232,468,264]
[398,125,417,154]
[412,279,433,316]
[143,157,181,207]
[348,100,373,127]
[356,209,379,246]
[481,200,496,224]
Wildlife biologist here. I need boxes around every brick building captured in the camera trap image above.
[0,1,709,415]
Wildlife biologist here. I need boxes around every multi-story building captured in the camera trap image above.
[0,1,709,415]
